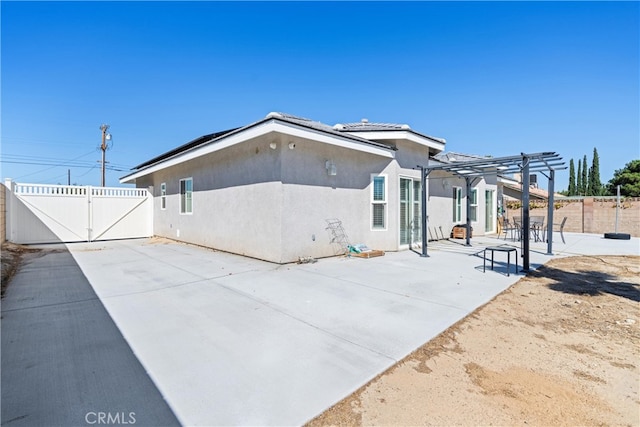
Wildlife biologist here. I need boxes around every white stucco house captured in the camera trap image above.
[120,112,498,263]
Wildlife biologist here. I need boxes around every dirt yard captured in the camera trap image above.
[1,243,41,298]
[307,255,640,427]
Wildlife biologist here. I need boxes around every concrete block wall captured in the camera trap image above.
[590,198,640,236]
[505,197,640,237]
[553,201,584,233]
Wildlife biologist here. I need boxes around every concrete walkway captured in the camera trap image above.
[3,233,638,426]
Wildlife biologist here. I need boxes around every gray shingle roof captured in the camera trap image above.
[433,152,491,164]
[266,112,396,150]
[334,119,446,145]
[334,121,411,131]
[266,112,339,133]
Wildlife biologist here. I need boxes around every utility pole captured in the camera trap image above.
[100,124,110,187]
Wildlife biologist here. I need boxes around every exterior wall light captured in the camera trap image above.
[269,142,277,150]
[325,160,337,176]
[288,142,296,150]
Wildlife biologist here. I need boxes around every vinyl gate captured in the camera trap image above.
[4,180,153,244]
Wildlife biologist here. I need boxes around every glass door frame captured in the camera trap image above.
[400,177,421,247]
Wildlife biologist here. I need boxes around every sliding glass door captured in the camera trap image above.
[400,178,421,246]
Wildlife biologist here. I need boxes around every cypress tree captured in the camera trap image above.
[577,159,583,195]
[568,159,576,195]
[581,155,588,195]
[589,147,602,195]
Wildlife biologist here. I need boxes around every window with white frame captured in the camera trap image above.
[452,187,462,222]
[180,178,193,214]
[160,182,167,210]
[469,188,478,222]
[371,175,387,230]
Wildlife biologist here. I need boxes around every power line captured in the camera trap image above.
[76,164,98,178]
[1,160,126,172]
[2,156,97,167]
[1,152,95,161]
[1,152,132,170]
[6,150,99,180]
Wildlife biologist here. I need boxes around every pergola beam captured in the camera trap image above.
[418,151,566,270]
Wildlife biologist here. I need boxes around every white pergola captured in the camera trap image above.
[417,152,566,271]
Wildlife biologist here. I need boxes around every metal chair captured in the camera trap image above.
[556,216,567,244]
[530,216,545,242]
[502,218,518,241]
[545,216,567,244]
[511,217,522,241]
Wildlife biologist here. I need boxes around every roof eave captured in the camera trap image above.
[120,118,395,184]
[340,129,445,153]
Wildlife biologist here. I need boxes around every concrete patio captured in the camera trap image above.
[3,232,638,426]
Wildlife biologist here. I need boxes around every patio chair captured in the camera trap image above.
[531,216,545,242]
[511,217,522,241]
[501,218,517,240]
[545,216,567,244]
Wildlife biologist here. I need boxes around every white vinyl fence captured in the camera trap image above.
[4,180,153,244]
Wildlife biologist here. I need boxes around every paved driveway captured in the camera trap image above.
[5,233,638,426]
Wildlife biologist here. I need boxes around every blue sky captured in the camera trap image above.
[2,1,638,189]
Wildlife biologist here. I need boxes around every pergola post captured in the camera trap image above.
[521,155,530,272]
[420,165,429,257]
[546,169,555,255]
[464,176,472,247]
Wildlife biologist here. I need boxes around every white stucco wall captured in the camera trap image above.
[133,130,496,263]
[137,132,396,262]
[137,135,286,261]
[278,135,396,261]
[425,171,497,238]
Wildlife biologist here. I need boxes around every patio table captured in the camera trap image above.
[483,246,518,276]
[511,216,545,242]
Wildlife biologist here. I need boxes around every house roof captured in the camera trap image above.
[502,182,564,201]
[264,113,397,150]
[433,151,490,164]
[133,128,240,170]
[266,112,337,133]
[334,119,447,148]
[128,113,397,170]
[336,121,411,131]
[121,112,403,183]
